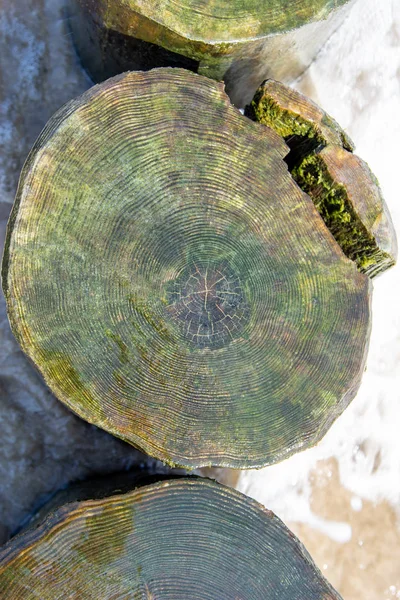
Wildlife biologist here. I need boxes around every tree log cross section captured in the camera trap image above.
[2,69,372,469]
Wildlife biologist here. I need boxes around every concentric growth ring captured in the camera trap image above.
[2,69,372,468]
[78,0,351,43]
[0,478,342,599]
[165,261,250,349]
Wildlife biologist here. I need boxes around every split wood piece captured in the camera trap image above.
[2,69,372,470]
[293,147,397,277]
[70,0,355,106]
[0,478,343,599]
[246,80,397,277]
[245,79,355,154]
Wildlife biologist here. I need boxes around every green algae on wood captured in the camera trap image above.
[246,79,397,277]
[292,147,397,277]
[245,79,355,152]
[2,69,372,469]
[0,478,343,599]
[70,0,355,106]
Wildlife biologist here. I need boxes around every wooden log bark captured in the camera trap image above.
[69,0,356,106]
[0,477,343,599]
[2,69,372,469]
[245,79,398,277]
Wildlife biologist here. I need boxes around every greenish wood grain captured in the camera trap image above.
[2,69,372,469]
[0,479,343,599]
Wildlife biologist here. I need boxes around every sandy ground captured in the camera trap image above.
[0,0,399,598]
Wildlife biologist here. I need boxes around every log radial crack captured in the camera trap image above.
[245,80,397,278]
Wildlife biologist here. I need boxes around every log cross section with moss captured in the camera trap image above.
[2,69,372,469]
[0,478,343,599]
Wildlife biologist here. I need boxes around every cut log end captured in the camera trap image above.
[70,0,354,106]
[77,0,352,45]
[246,79,397,278]
[2,69,372,470]
[0,478,343,600]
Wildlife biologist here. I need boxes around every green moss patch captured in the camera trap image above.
[245,91,328,171]
[246,92,323,154]
[292,154,392,277]
[246,84,394,277]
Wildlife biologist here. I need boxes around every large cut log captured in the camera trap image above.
[2,69,372,469]
[0,477,342,599]
[69,0,356,106]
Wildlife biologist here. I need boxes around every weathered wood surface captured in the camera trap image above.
[246,80,397,277]
[0,478,343,599]
[3,69,372,469]
[70,0,357,106]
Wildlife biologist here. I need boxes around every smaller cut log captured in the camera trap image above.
[0,477,342,599]
[69,0,356,106]
[246,80,397,277]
